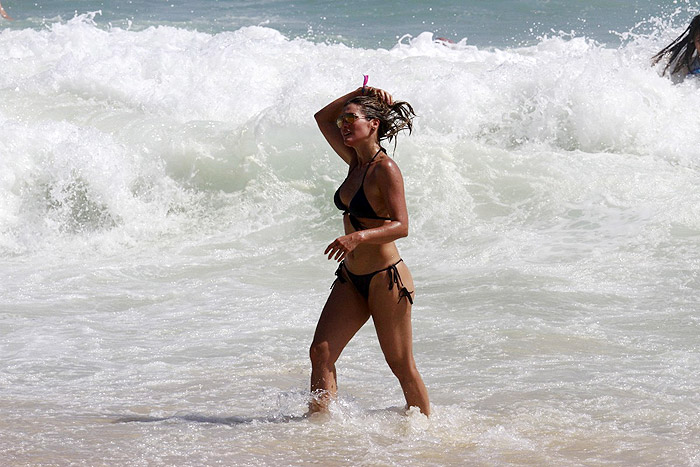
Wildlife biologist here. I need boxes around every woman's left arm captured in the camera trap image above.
[325,160,409,261]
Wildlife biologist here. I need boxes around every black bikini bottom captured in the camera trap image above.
[332,259,414,304]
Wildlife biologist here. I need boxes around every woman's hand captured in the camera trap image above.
[325,232,362,262]
[364,86,394,106]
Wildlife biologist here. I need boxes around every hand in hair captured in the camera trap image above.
[365,86,394,106]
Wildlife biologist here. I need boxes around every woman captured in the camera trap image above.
[652,14,700,77]
[308,84,430,416]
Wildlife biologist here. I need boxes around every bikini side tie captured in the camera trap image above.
[387,261,414,305]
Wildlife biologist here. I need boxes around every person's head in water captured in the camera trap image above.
[343,94,415,149]
[652,14,700,76]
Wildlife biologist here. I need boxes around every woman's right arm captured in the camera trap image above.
[314,87,365,165]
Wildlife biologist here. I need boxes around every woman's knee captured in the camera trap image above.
[385,355,418,381]
[309,340,333,367]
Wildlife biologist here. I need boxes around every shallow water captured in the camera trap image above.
[2,2,700,465]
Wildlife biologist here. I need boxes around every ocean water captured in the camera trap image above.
[2,1,700,465]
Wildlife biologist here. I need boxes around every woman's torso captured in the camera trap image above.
[335,157,402,273]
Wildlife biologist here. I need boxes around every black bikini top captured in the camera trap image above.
[334,148,392,230]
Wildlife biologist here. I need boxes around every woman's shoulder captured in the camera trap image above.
[377,153,402,170]
[371,155,404,184]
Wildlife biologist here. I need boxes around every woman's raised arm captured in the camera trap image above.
[314,87,366,165]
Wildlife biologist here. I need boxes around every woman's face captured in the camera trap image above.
[694,31,700,54]
[339,103,378,147]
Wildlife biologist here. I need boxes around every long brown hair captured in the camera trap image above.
[345,95,416,150]
[652,14,700,76]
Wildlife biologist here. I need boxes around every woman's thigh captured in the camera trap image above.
[368,262,415,363]
[311,274,371,362]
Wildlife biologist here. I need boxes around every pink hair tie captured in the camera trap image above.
[362,75,369,95]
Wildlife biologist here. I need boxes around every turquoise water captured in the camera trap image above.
[2,1,700,466]
[0,0,691,46]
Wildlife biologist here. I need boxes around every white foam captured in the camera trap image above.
[3,11,700,467]
[3,16,700,256]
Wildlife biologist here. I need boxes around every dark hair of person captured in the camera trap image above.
[345,95,416,149]
[652,14,700,76]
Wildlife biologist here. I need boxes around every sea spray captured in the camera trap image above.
[2,8,700,465]
[4,14,700,256]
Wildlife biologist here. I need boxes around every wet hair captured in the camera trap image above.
[652,14,700,76]
[344,95,416,149]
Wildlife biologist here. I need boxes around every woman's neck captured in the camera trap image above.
[355,143,383,166]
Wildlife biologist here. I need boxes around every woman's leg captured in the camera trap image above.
[369,262,430,415]
[308,274,370,413]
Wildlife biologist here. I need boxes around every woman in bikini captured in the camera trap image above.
[308,83,430,416]
[652,14,700,77]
